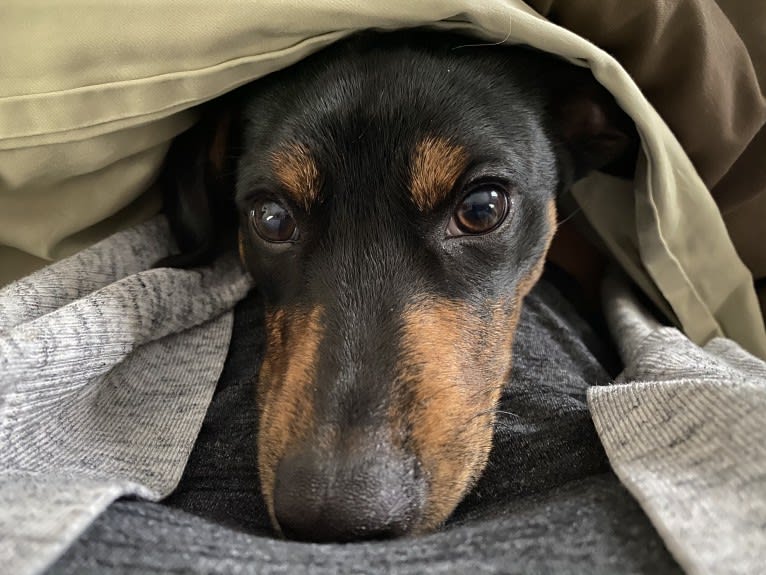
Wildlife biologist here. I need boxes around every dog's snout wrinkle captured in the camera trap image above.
[273,437,424,542]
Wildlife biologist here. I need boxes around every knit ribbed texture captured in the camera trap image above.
[0,217,252,575]
[589,271,766,575]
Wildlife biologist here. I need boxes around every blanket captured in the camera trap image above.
[1,219,764,574]
[48,269,680,575]
[0,218,251,574]
[2,0,765,357]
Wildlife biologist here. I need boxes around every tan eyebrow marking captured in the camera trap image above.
[270,143,322,210]
[409,136,469,212]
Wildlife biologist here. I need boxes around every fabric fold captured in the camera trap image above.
[0,217,253,575]
[590,271,766,575]
[2,1,764,359]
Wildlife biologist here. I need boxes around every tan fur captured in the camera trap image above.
[270,143,322,211]
[519,199,558,298]
[238,229,246,267]
[393,199,558,530]
[257,305,323,529]
[409,137,469,211]
[395,298,514,529]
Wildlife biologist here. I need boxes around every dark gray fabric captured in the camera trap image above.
[50,270,681,574]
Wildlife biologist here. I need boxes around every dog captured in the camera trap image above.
[160,29,636,542]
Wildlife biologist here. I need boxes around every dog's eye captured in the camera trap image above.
[448,184,510,236]
[250,200,298,243]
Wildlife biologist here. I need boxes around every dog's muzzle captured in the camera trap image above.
[272,431,426,542]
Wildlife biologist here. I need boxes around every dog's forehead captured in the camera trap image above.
[237,41,551,211]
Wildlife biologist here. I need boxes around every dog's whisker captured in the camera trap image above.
[460,410,494,427]
[465,383,507,402]
[494,409,520,419]
[456,407,523,435]
[557,206,583,227]
[458,404,517,429]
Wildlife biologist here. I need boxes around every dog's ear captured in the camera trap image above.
[155,102,240,268]
[549,70,639,181]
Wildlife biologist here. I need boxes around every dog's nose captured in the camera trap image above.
[273,441,424,542]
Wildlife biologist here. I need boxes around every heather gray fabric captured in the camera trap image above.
[589,273,766,575]
[49,273,681,574]
[0,217,252,575]
[4,217,765,574]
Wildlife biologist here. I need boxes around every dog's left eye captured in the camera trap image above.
[447,184,510,236]
[250,199,298,243]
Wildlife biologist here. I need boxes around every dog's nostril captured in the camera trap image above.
[273,446,423,542]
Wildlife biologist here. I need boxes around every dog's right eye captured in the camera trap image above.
[250,199,298,243]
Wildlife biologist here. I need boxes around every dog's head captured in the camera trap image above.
[162,30,635,542]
